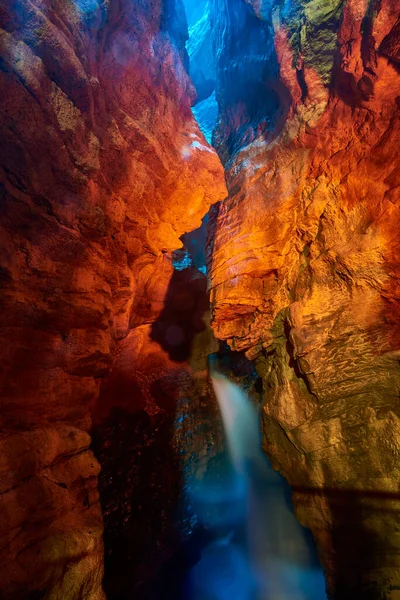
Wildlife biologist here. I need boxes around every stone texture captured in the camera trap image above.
[186,1,215,105]
[0,0,226,597]
[92,279,224,597]
[92,243,260,597]
[208,0,400,597]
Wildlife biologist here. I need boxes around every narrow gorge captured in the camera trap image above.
[0,0,399,599]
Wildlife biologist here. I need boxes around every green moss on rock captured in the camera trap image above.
[282,0,345,84]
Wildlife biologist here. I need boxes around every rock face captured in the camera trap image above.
[186,1,215,105]
[208,0,400,597]
[93,257,226,598]
[0,0,226,598]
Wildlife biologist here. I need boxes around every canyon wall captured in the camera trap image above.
[208,0,400,598]
[0,0,226,598]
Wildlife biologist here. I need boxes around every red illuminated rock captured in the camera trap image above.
[209,0,400,596]
[0,0,226,597]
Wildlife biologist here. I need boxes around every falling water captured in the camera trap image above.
[187,373,326,600]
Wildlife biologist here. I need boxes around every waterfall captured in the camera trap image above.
[187,373,326,600]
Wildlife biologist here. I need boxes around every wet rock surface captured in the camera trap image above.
[208,0,400,597]
[0,0,226,597]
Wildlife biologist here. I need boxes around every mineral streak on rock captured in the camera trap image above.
[208,0,400,597]
[0,0,226,597]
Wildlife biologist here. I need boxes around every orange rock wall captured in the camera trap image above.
[0,1,226,598]
[209,1,400,597]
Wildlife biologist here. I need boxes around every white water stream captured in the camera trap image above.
[187,373,326,600]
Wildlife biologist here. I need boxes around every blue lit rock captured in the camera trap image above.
[186,1,216,104]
